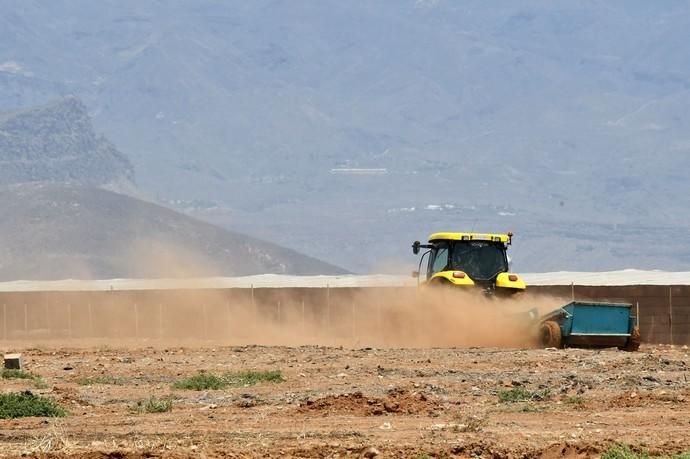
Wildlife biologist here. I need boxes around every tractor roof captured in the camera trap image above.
[428,232,511,243]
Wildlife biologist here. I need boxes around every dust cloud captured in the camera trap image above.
[0,282,569,349]
[227,287,570,348]
[1,239,569,349]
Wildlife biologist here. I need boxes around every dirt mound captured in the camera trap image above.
[388,441,603,459]
[537,442,601,459]
[296,387,442,416]
[608,391,688,408]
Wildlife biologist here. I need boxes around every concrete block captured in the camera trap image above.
[3,353,23,370]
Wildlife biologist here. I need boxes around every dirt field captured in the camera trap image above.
[1,341,689,458]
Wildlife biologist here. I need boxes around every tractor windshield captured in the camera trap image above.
[427,240,508,281]
[450,241,508,280]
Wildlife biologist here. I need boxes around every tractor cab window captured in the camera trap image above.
[427,244,449,278]
[450,241,508,281]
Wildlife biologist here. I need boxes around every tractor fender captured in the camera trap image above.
[495,272,526,290]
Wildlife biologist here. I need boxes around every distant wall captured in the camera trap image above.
[0,285,687,345]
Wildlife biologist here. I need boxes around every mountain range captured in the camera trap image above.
[0,97,344,279]
[0,182,344,281]
[1,1,690,273]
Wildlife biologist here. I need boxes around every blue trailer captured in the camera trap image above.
[538,301,640,351]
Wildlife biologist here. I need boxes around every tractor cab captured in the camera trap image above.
[412,232,525,295]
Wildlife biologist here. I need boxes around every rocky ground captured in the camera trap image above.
[0,342,689,458]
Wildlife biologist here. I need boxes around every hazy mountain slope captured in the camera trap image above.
[1,1,690,272]
[0,183,346,281]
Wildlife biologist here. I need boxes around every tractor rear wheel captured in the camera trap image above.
[620,326,641,352]
[539,320,562,348]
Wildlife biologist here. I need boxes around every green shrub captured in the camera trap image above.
[173,370,284,391]
[76,376,120,386]
[2,369,35,380]
[173,373,228,390]
[498,387,551,403]
[601,445,690,459]
[1,369,50,389]
[225,370,285,386]
[602,445,648,459]
[562,396,585,405]
[136,397,173,414]
[0,392,66,419]
[517,403,548,413]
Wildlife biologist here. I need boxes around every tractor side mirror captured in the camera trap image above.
[411,270,420,278]
[412,240,421,255]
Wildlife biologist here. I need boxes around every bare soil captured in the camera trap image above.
[1,342,689,458]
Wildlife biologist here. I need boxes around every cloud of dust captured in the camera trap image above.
[220,287,569,348]
[1,237,569,349]
[0,281,570,350]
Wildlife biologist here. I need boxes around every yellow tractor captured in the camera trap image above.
[412,232,526,296]
[411,232,642,351]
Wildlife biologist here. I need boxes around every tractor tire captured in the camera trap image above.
[620,326,641,352]
[539,320,562,348]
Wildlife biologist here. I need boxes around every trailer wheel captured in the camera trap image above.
[540,320,562,348]
[620,326,641,352]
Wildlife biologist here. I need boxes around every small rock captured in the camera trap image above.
[379,422,392,430]
[429,423,447,431]
[361,447,380,458]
